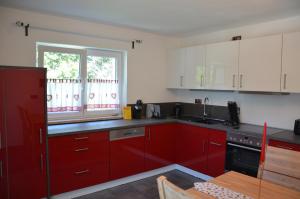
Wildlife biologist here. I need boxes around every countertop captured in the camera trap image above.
[269,130,300,145]
[47,118,284,139]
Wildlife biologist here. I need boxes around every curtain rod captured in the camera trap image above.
[15,21,142,49]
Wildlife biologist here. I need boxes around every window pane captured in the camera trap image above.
[44,51,82,113]
[44,52,80,79]
[87,56,116,80]
[86,55,120,112]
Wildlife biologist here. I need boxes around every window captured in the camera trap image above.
[38,45,124,121]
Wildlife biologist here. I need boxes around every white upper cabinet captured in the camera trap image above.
[282,31,300,93]
[205,41,239,90]
[167,48,186,88]
[184,45,206,89]
[238,34,282,92]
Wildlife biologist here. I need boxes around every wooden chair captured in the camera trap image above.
[157,176,196,199]
[258,146,300,191]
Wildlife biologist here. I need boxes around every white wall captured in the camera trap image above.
[174,16,300,130]
[0,6,180,104]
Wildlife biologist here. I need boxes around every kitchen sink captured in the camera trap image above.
[179,116,224,125]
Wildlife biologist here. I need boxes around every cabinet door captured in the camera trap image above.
[206,129,226,177]
[167,48,185,88]
[239,34,282,92]
[282,31,300,92]
[205,41,239,90]
[4,68,47,199]
[184,46,206,89]
[0,69,8,199]
[176,124,208,174]
[145,124,176,171]
[110,136,145,180]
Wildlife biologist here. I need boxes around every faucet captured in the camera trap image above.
[203,97,209,118]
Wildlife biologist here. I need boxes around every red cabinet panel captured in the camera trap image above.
[206,129,226,177]
[145,124,176,170]
[110,136,145,180]
[2,68,47,199]
[176,124,208,174]
[49,131,109,194]
[269,140,300,152]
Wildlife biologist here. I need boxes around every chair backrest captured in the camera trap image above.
[157,176,195,199]
[258,146,300,191]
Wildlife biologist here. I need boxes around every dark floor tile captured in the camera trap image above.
[75,170,205,199]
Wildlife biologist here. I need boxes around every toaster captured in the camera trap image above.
[294,119,300,135]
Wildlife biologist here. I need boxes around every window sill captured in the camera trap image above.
[48,115,123,125]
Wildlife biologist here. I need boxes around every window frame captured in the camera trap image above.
[37,45,124,122]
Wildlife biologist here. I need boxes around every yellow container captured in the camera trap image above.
[123,106,132,120]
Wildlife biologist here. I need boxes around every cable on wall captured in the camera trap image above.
[15,20,142,49]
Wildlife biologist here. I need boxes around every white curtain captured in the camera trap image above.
[85,79,120,111]
[47,79,82,112]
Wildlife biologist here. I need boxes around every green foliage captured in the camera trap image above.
[87,56,115,80]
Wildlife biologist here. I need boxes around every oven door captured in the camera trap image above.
[226,142,261,177]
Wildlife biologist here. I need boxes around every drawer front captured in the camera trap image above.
[50,162,109,195]
[49,132,109,170]
[269,140,300,152]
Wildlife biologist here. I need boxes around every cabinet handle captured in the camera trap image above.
[276,145,293,150]
[240,74,243,88]
[75,169,89,175]
[232,75,235,88]
[39,128,43,144]
[0,161,3,178]
[283,74,287,90]
[74,148,89,152]
[180,76,183,87]
[148,128,151,141]
[74,136,89,140]
[40,154,44,172]
[0,133,2,149]
[210,141,222,146]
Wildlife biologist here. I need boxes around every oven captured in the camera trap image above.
[225,133,262,177]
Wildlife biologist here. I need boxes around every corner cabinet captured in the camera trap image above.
[205,41,239,90]
[0,67,47,199]
[281,31,300,93]
[238,34,282,92]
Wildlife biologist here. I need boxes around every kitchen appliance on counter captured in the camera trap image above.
[294,119,300,135]
[146,104,161,119]
[227,101,240,128]
[133,100,143,119]
[174,103,182,118]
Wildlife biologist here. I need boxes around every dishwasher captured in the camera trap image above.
[109,127,145,180]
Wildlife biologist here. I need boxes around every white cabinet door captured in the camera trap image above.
[167,48,185,88]
[184,45,206,89]
[205,41,239,90]
[282,31,300,93]
[239,34,282,92]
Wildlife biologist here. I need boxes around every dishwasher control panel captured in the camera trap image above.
[110,127,145,141]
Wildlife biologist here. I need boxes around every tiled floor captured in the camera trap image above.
[75,170,205,199]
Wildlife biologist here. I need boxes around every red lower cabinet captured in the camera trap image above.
[176,124,208,174]
[145,124,176,170]
[110,135,145,180]
[269,140,300,152]
[49,132,109,195]
[206,129,226,177]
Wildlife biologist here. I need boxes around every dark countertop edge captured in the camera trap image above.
[47,118,283,138]
[269,131,300,145]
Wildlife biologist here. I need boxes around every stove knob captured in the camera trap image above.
[233,138,237,141]
[249,141,253,144]
[229,137,232,140]
[240,139,243,142]
[256,142,260,146]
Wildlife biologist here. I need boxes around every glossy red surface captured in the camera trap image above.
[145,124,176,170]
[206,129,226,177]
[110,136,145,180]
[2,68,47,199]
[269,139,300,152]
[176,124,208,174]
[49,132,109,194]
[0,70,8,199]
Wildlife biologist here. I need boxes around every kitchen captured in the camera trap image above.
[1,1,300,199]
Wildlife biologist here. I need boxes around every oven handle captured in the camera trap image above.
[227,143,261,152]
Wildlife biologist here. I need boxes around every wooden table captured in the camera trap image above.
[186,171,300,199]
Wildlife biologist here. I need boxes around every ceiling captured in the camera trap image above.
[1,0,300,36]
